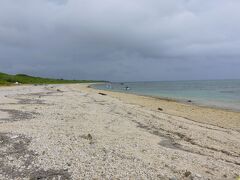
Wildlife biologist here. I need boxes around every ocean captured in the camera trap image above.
[92,80,240,111]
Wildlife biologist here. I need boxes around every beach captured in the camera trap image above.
[0,84,239,179]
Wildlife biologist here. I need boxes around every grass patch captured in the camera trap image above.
[0,72,104,86]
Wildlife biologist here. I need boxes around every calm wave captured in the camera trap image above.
[92,80,240,111]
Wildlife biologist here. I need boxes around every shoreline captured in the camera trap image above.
[90,83,240,113]
[86,83,240,130]
[89,82,240,114]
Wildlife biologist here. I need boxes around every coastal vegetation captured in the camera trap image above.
[0,72,103,86]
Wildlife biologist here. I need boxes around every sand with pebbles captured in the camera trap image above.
[0,84,239,179]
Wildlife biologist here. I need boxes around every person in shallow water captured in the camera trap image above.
[106,84,112,89]
[125,86,130,90]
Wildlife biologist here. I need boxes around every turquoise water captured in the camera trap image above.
[92,80,240,111]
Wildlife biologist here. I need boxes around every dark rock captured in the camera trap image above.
[67,163,71,167]
[80,133,93,141]
[158,108,163,111]
[184,171,191,177]
[87,134,92,140]
[98,92,107,96]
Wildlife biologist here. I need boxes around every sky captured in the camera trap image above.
[0,0,240,81]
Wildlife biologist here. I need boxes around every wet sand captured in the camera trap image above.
[0,84,239,179]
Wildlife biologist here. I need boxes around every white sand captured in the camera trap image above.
[0,84,239,179]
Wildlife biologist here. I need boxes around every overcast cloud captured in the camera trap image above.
[0,0,240,81]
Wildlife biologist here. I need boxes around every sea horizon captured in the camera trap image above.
[110,78,240,83]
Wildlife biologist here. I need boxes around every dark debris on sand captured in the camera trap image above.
[0,133,71,180]
[0,109,39,123]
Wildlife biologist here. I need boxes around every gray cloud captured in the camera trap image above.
[0,0,240,81]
